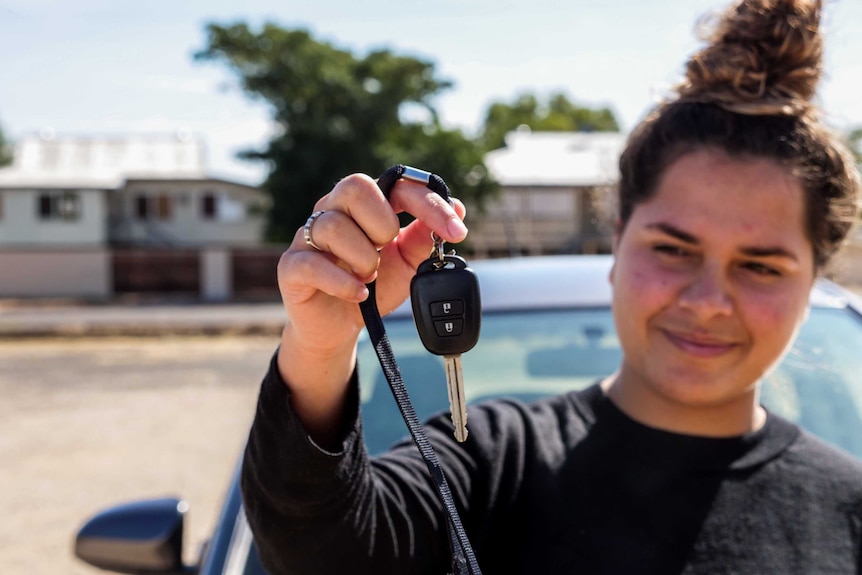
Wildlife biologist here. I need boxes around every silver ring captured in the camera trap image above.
[303,210,326,251]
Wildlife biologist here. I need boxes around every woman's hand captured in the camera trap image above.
[275,172,467,444]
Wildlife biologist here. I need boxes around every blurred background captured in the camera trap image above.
[1,0,861,299]
[1,0,861,573]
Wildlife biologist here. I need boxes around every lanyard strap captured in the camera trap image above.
[357,164,482,575]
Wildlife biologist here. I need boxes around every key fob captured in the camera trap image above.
[410,254,481,356]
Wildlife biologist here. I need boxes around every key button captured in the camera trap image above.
[430,300,464,317]
[434,318,463,337]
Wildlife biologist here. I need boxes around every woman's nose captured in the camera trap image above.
[677,263,734,318]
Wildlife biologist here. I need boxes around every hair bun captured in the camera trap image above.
[676,0,823,116]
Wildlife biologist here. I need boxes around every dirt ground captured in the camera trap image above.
[0,335,280,575]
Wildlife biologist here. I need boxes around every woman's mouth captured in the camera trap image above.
[662,329,738,358]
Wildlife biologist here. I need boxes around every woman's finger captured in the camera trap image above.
[388,181,468,244]
[279,234,370,303]
[300,209,381,282]
[394,198,468,270]
[314,174,400,248]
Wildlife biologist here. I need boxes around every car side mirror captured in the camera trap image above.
[74,497,193,574]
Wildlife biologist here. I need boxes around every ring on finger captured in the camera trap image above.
[303,210,326,251]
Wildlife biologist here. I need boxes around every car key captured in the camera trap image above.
[410,246,481,442]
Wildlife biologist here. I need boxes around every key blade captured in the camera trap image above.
[444,355,468,442]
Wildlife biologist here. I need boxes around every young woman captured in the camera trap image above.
[242,0,862,572]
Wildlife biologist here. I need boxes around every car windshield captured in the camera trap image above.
[358,306,862,459]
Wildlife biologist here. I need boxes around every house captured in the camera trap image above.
[473,130,626,258]
[0,134,271,300]
[0,133,268,248]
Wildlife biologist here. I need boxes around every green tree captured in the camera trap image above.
[196,24,497,243]
[375,123,496,225]
[480,92,620,151]
[0,119,12,167]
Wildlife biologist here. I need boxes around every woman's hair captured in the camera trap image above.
[618,0,860,269]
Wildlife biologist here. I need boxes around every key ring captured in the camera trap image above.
[430,232,446,267]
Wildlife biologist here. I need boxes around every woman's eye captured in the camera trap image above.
[653,244,689,257]
[744,262,781,276]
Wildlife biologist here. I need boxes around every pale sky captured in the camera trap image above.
[1,0,860,185]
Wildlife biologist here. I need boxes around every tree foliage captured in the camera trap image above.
[196,24,497,243]
[480,92,620,151]
[0,119,11,167]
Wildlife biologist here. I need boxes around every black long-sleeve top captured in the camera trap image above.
[242,353,862,574]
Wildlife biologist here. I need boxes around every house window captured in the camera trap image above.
[37,191,81,221]
[135,194,173,220]
[135,195,149,220]
[201,192,217,219]
[39,194,53,218]
[157,194,172,219]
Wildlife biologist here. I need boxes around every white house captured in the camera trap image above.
[0,134,268,248]
[0,134,270,299]
[475,130,626,258]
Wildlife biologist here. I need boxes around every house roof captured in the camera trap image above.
[123,176,264,194]
[0,134,212,189]
[484,130,627,187]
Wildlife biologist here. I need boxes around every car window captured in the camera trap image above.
[358,308,618,454]
[761,307,862,459]
[358,306,862,459]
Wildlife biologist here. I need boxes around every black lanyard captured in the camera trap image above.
[357,164,482,575]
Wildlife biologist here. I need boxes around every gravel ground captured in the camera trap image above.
[0,335,280,575]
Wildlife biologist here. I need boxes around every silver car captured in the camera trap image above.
[74,255,862,574]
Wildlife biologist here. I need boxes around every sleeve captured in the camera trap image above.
[240,351,534,575]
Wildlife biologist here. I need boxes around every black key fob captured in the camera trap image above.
[410,254,481,356]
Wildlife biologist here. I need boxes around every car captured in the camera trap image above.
[73,255,862,575]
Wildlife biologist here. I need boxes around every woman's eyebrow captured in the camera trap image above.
[646,222,799,262]
[739,246,799,261]
[645,222,698,244]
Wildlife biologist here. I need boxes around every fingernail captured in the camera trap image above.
[448,218,468,241]
[357,286,369,301]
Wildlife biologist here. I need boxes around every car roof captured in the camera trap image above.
[391,255,614,317]
[390,254,861,317]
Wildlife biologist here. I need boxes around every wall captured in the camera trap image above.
[0,189,107,246]
[469,185,585,257]
[0,247,284,302]
[0,249,111,298]
[112,181,266,246]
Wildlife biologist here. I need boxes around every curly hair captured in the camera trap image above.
[618,0,859,269]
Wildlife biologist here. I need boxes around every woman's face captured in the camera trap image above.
[609,148,815,435]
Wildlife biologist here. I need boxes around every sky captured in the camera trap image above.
[1,0,860,186]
